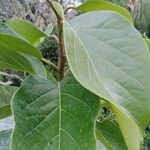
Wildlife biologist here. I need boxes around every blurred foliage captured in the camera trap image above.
[0,0,56,30]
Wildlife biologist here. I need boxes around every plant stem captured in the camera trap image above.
[46,0,66,80]
[42,58,59,71]
[58,20,66,80]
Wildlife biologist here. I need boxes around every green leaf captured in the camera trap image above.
[64,11,150,149]
[52,2,64,19]
[6,18,47,47]
[0,33,42,59]
[0,129,12,150]
[23,54,47,79]
[0,22,16,35]
[45,24,54,36]
[76,0,133,22]
[0,86,18,119]
[11,75,100,150]
[0,23,46,77]
[0,51,35,73]
[96,120,127,150]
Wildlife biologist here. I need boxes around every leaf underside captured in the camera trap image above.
[64,11,150,149]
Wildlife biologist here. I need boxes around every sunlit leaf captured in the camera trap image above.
[64,11,150,149]
[52,2,64,19]
[6,18,47,47]
[76,0,133,22]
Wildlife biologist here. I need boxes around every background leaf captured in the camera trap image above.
[0,22,46,77]
[23,54,47,79]
[6,18,47,47]
[0,129,12,150]
[0,86,18,119]
[0,117,14,150]
[11,75,100,150]
[52,2,64,19]
[64,11,150,149]
[76,0,133,22]
[96,119,127,150]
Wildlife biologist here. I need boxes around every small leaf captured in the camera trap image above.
[0,86,18,119]
[64,11,150,149]
[11,75,100,150]
[6,18,47,46]
[0,33,42,59]
[76,0,133,22]
[45,24,54,36]
[52,2,64,19]
[96,120,127,150]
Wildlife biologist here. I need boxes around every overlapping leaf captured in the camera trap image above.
[64,11,150,149]
[11,75,100,150]
[76,0,132,22]
[0,86,18,119]
[0,33,42,59]
[0,22,46,78]
[6,18,47,46]
[96,120,127,149]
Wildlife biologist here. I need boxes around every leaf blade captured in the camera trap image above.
[96,119,127,150]
[76,0,133,22]
[0,33,42,59]
[11,75,100,150]
[6,18,47,46]
[64,11,150,149]
[0,86,18,119]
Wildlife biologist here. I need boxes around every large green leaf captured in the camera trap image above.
[0,33,42,59]
[0,86,18,119]
[64,11,150,149]
[96,120,127,149]
[11,75,100,150]
[6,18,47,47]
[76,0,133,22]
